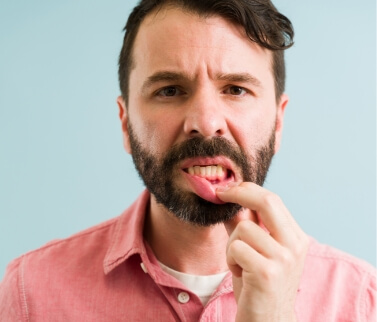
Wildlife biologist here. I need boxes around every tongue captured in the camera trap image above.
[184,173,229,204]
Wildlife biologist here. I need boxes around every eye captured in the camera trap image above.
[156,86,183,97]
[224,86,247,96]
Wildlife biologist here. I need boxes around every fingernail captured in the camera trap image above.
[216,186,230,193]
[228,182,241,188]
[216,181,241,193]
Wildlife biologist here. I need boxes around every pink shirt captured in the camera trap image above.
[1,190,375,321]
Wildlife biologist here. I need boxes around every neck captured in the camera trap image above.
[144,195,231,275]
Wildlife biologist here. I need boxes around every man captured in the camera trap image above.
[0,0,375,321]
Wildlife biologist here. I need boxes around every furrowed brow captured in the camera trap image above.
[216,72,262,88]
[141,71,187,94]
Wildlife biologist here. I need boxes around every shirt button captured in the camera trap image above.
[177,291,190,304]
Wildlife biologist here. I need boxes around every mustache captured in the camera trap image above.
[162,137,249,171]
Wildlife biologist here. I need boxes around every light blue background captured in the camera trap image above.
[1,1,375,278]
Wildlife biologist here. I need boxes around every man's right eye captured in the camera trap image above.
[156,86,181,97]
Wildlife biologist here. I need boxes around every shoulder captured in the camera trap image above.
[0,216,120,320]
[305,237,375,277]
[3,215,119,277]
[2,190,150,288]
[23,216,119,266]
[0,189,151,320]
[2,214,121,287]
[297,237,376,321]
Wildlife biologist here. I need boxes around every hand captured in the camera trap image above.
[217,182,309,322]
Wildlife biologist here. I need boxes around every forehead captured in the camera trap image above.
[139,6,247,47]
[130,6,273,86]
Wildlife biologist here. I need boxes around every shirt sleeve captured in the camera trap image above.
[0,258,25,321]
[363,270,376,322]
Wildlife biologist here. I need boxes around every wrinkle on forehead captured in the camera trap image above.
[135,5,273,76]
[130,5,274,100]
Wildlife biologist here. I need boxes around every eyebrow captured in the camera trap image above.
[141,70,262,94]
[141,71,187,94]
[216,72,262,88]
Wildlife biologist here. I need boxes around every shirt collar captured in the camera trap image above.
[103,190,150,274]
[101,189,234,294]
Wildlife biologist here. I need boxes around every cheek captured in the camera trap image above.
[137,111,187,154]
[131,117,176,155]
[232,108,276,150]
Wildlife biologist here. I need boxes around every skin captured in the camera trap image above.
[117,6,308,321]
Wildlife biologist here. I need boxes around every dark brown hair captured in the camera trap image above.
[118,0,294,103]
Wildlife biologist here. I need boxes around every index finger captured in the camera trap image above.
[217,182,301,244]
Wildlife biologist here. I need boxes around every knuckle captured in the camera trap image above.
[292,236,310,257]
[236,220,253,235]
[279,249,294,265]
[261,192,281,208]
[261,264,279,282]
[227,239,242,255]
[290,244,301,257]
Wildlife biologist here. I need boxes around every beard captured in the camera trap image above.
[127,123,275,227]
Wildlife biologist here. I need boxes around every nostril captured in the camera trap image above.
[188,129,201,138]
[188,129,224,138]
[183,109,227,137]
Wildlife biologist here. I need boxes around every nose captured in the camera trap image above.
[183,89,227,138]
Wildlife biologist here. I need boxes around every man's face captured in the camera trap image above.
[118,7,287,226]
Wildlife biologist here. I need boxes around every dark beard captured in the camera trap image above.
[127,123,275,226]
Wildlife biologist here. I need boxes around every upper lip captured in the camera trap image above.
[180,156,241,181]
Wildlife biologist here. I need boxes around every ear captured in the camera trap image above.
[274,93,289,153]
[117,96,132,154]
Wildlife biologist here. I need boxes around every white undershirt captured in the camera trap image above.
[158,261,229,305]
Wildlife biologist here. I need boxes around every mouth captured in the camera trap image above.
[183,165,233,184]
[180,158,239,204]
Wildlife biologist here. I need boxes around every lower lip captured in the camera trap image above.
[182,170,235,204]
